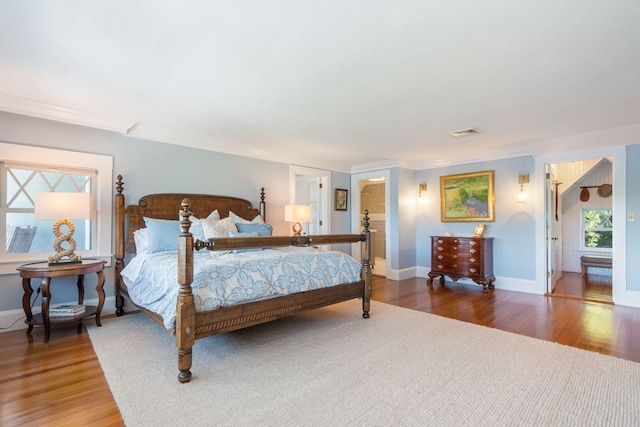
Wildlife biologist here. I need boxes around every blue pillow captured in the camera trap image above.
[228,231,260,253]
[143,217,179,253]
[236,223,273,236]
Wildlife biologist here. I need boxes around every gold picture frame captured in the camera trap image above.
[440,170,495,222]
[473,224,486,238]
[335,188,348,211]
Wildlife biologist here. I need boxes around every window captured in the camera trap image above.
[0,142,112,274]
[582,208,613,250]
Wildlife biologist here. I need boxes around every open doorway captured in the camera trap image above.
[359,178,387,277]
[547,157,613,303]
[289,166,330,236]
[351,170,390,279]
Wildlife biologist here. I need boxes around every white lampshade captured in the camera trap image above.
[35,192,91,220]
[284,204,311,222]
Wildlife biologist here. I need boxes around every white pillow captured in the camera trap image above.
[201,216,238,238]
[187,210,220,241]
[201,216,238,257]
[133,228,149,254]
[229,211,265,225]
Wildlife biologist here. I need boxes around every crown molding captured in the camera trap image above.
[0,93,136,133]
[350,159,400,174]
[415,145,531,170]
[128,126,354,173]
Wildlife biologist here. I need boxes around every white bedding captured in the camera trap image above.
[121,248,363,331]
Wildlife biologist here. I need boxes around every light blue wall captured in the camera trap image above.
[626,145,640,292]
[0,112,350,314]
[415,156,536,282]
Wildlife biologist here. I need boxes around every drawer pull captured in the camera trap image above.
[438,255,443,260]
[470,249,476,254]
[438,239,444,244]
[470,268,477,273]
[438,247,443,251]
[453,246,458,250]
[453,239,458,243]
[470,258,476,263]
[470,241,477,246]
[437,264,444,269]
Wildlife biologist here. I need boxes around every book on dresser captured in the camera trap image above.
[49,304,86,317]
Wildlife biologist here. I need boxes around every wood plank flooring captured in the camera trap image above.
[2,277,640,425]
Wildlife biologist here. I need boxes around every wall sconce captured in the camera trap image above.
[418,183,427,204]
[517,174,529,203]
[34,192,91,265]
[284,204,311,236]
[418,183,427,198]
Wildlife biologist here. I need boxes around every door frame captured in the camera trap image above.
[535,145,631,305]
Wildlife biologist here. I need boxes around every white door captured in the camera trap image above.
[290,165,330,236]
[546,169,562,293]
[306,178,321,235]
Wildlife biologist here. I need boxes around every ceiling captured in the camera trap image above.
[1,1,639,172]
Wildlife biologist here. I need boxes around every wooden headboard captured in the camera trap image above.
[114,175,266,255]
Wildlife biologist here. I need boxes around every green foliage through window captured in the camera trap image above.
[582,208,612,249]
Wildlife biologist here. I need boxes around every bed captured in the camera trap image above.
[114,175,372,382]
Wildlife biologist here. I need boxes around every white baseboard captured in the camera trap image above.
[389,266,539,294]
[0,295,135,334]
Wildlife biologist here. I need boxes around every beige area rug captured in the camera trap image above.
[87,300,640,426]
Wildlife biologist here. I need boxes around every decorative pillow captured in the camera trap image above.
[187,210,220,241]
[143,217,179,253]
[229,211,265,225]
[133,228,149,254]
[201,216,238,238]
[228,231,261,253]
[201,216,238,257]
[236,223,273,236]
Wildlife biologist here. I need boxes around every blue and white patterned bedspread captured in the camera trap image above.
[121,248,363,331]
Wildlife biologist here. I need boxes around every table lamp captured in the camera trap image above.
[284,204,311,236]
[35,192,91,265]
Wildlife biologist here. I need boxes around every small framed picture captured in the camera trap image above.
[335,188,348,211]
[473,224,486,238]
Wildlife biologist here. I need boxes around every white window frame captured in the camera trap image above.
[0,142,113,274]
[581,207,613,252]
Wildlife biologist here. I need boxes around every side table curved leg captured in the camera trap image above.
[94,270,106,327]
[21,278,34,335]
[40,277,52,343]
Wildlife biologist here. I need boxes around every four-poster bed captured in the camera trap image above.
[114,175,372,382]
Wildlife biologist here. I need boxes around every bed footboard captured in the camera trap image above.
[175,198,372,383]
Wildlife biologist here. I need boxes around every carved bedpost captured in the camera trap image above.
[259,187,266,222]
[176,198,196,383]
[361,210,372,318]
[114,175,125,316]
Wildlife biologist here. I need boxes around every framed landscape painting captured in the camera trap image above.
[440,170,495,222]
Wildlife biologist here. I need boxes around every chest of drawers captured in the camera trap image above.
[427,236,495,292]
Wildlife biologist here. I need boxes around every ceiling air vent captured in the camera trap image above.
[448,127,483,138]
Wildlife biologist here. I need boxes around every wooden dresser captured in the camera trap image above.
[427,236,495,292]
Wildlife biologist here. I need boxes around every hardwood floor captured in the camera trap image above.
[551,271,613,303]
[2,277,640,425]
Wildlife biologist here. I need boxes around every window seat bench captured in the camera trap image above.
[580,255,612,276]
